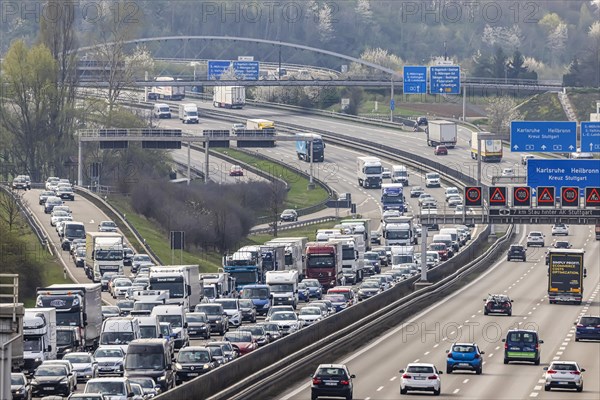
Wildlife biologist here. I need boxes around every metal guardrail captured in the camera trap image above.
[74,187,163,265]
[249,216,338,235]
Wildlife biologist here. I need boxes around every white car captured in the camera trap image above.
[382,168,391,179]
[527,231,545,247]
[399,363,443,395]
[93,347,125,376]
[501,168,515,176]
[215,298,243,327]
[51,210,71,226]
[111,278,133,298]
[551,223,569,236]
[544,361,585,392]
[98,221,118,232]
[63,352,98,382]
[444,187,459,200]
[267,311,302,335]
[447,196,463,208]
[418,193,436,206]
[425,172,441,188]
[454,205,472,215]
[298,307,323,326]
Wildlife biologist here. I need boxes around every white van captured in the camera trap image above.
[425,172,440,188]
[151,305,188,350]
[136,315,162,339]
[431,234,454,254]
[153,103,171,119]
[439,228,460,248]
[178,103,199,124]
[99,316,141,354]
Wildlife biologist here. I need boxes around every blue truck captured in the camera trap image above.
[222,245,263,291]
[381,183,406,212]
[296,133,325,162]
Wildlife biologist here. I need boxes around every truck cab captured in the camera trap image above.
[265,271,299,309]
[239,284,271,316]
[56,326,82,359]
[357,156,383,189]
[23,308,57,375]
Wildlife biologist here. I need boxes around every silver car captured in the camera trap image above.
[93,347,124,376]
[62,353,98,382]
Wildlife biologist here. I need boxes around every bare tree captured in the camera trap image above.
[485,97,522,135]
[268,180,288,237]
[0,189,22,232]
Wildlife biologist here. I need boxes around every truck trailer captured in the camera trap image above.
[548,248,586,305]
[470,132,503,162]
[36,283,102,351]
[213,86,245,109]
[427,120,457,148]
[148,76,185,101]
[23,307,57,375]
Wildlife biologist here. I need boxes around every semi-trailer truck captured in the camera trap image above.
[357,156,383,189]
[223,245,263,290]
[246,118,274,130]
[23,308,57,375]
[213,86,245,109]
[86,232,124,283]
[548,249,586,305]
[304,241,343,289]
[470,132,503,162]
[149,265,201,311]
[296,133,325,162]
[148,76,185,101]
[427,120,457,148]
[36,283,102,351]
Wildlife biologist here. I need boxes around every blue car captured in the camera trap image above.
[575,315,600,341]
[297,282,310,303]
[302,279,323,299]
[446,343,484,374]
[323,294,347,313]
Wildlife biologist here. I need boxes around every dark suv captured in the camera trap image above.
[311,364,355,400]
[507,245,526,262]
[575,315,600,341]
[502,329,543,365]
[194,303,229,335]
[484,294,513,316]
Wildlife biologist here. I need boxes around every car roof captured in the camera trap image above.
[406,363,435,367]
[317,363,348,369]
[452,342,478,346]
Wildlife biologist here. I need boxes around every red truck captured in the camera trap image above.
[304,242,343,289]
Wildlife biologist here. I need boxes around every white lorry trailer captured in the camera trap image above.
[149,265,201,311]
[148,76,185,101]
[470,131,503,162]
[357,156,383,189]
[265,270,299,309]
[178,103,199,124]
[266,237,308,278]
[23,308,57,375]
[328,237,364,284]
[213,86,245,109]
[86,232,124,283]
[199,272,236,301]
[427,120,457,148]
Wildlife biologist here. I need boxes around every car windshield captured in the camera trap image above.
[407,366,434,373]
[225,332,253,342]
[207,345,223,356]
[555,242,570,248]
[129,378,154,389]
[101,222,116,228]
[103,307,120,314]
[452,345,475,353]
[11,375,25,385]
[85,382,125,395]
[271,312,296,321]
[303,281,319,288]
[239,300,254,308]
[260,323,280,332]
[134,255,151,262]
[186,313,208,323]
[64,354,92,363]
[94,349,123,358]
[550,363,578,371]
[216,300,237,310]
[511,246,523,250]
[241,288,269,299]
[324,294,345,303]
[508,332,535,343]
[361,281,380,289]
[244,326,264,335]
[529,232,542,237]
[316,367,348,378]
[177,350,210,363]
[195,305,221,315]
[300,308,321,316]
[156,315,183,328]
[580,317,600,325]
[35,366,66,376]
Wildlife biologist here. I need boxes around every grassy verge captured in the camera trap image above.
[212,148,330,209]
[567,89,600,122]
[517,93,568,121]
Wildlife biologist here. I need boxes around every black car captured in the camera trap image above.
[11,373,31,400]
[174,347,218,384]
[575,315,600,341]
[357,280,381,301]
[484,294,513,316]
[185,312,211,339]
[257,322,282,342]
[243,324,270,346]
[417,116,428,126]
[39,191,55,205]
[507,245,526,262]
[239,299,257,323]
[311,364,355,400]
[31,364,74,397]
[123,247,134,266]
[194,304,229,335]
[131,254,152,274]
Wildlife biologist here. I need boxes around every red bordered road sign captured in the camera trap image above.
[537,186,555,206]
[513,186,531,207]
[465,186,482,207]
[561,187,579,207]
[585,187,600,207]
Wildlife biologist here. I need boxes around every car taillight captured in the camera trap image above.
[504,343,508,350]
[312,378,321,385]
[576,324,583,328]
[547,370,556,374]
[570,371,580,375]
[504,302,511,307]
[402,374,411,379]
[447,353,452,358]
[428,375,438,380]
[536,343,540,349]
[474,354,480,359]
[340,380,350,385]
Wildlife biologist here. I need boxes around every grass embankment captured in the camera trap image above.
[212,148,329,210]
[517,93,568,121]
[107,149,332,271]
[567,89,599,122]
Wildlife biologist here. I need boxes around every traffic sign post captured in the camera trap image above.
[561,187,579,207]
[429,66,460,95]
[581,122,600,153]
[537,186,555,206]
[207,60,259,80]
[390,99,395,111]
[585,187,600,207]
[465,186,482,206]
[510,121,577,152]
[527,159,600,191]
[403,66,427,94]
[489,186,507,207]
[513,186,531,207]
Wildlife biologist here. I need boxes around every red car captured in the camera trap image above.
[224,331,258,355]
[434,145,448,155]
[428,242,450,261]
[229,165,244,176]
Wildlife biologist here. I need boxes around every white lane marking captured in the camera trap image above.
[562,342,569,346]
[567,333,573,337]
[471,315,476,318]
[565,338,571,341]
[390,376,397,382]
[278,234,526,400]
[488,353,494,358]
[463,379,469,384]
[477,310,482,313]
[377,386,384,391]
[433,344,439,348]
[556,351,563,355]
[553,356,560,360]
[530,392,539,397]
[424,351,430,355]
[482,361,486,365]
[449,331,455,335]
[523,317,528,320]
[534,386,542,391]
[528,311,532,315]
[559,347,565,350]
[532,307,536,310]
[538,379,545,383]
[453,389,460,394]
[495,346,500,350]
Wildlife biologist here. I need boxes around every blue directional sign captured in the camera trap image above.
[403,66,427,94]
[581,122,600,153]
[429,66,460,94]
[390,99,395,111]
[207,60,259,80]
[527,159,600,191]
[511,121,577,153]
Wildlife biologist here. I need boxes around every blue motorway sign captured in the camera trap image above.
[390,99,395,111]
[429,66,460,94]
[581,122,600,153]
[403,66,427,94]
[207,60,259,80]
[511,121,577,152]
[527,159,600,191]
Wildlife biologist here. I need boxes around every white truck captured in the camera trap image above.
[266,237,308,278]
[340,219,372,250]
[470,131,503,162]
[357,156,383,189]
[151,304,189,350]
[213,86,245,109]
[246,118,275,130]
[391,165,409,185]
[23,308,57,375]
[99,316,141,353]
[86,232,124,283]
[316,229,343,242]
[36,284,103,351]
[148,76,185,101]
[178,103,199,124]
[427,120,457,148]
[149,265,201,312]
[265,270,299,309]
[328,236,364,284]
[383,216,417,246]
[260,244,287,273]
[199,272,236,301]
